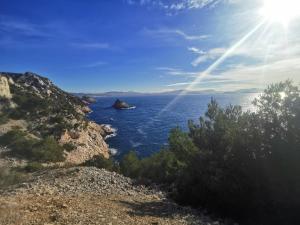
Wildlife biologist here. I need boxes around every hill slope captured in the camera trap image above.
[0,72,110,165]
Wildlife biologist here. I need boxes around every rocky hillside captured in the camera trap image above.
[0,72,110,165]
[0,166,226,225]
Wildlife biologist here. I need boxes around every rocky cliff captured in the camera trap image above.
[0,72,110,165]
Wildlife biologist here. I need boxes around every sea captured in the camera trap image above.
[88,93,258,158]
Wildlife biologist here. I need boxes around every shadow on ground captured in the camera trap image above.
[118,199,187,218]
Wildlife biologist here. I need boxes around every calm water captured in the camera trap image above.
[89,94,258,158]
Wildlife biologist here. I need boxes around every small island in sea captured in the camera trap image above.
[112,99,135,110]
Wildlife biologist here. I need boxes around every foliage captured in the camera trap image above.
[31,136,65,162]
[0,166,26,188]
[0,129,65,162]
[82,155,118,172]
[120,80,300,225]
[63,142,76,152]
[6,83,84,138]
[23,162,44,172]
[0,113,9,125]
[120,151,141,178]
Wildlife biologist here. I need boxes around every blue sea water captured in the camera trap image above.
[89,94,258,158]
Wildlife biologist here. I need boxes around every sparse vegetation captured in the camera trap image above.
[0,113,9,125]
[23,162,44,172]
[0,166,26,188]
[63,142,76,152]
[0,129,65,162]
[82,155,118,172]
[1,76,86,140]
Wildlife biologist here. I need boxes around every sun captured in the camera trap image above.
[261,0,300,25]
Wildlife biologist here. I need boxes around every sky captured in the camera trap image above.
[1,0,300,92]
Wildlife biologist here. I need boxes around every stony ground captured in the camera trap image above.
[0,167,228,225]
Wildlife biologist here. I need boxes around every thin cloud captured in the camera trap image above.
[143,28,209,41]
[0,19,52,38]
[71,42,111,49]
[80,61,107,68]
[156,67,198,77]
[178,57,300,91]
[123,0,241,16]
[191,48,227,66]
[166,82,191,87]
[125,0,238,13]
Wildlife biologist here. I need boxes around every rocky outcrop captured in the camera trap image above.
[112,99,132,109]
[0,72,110,165]
[0,76,12,99]
[59,122,109,164]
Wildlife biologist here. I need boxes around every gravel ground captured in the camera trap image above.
[0,167,232,225]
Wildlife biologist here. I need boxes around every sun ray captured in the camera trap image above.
[157,20,266,115]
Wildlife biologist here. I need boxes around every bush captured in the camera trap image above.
[0,113,9,125]
[23,162,44,172]
[31,137,65,162]
[0,129,38,158]
[120,151,141,178]
[0,167,26,188]
[82,155,118,172]
[0,130,65,162]
[63,142,76,152]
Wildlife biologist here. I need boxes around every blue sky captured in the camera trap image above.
[1,0,300,92]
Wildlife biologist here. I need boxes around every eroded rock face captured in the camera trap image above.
[59,122,110,164]
[0,76,12,99]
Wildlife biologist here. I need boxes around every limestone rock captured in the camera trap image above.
[60,122,110,164]
[0,76,12,99]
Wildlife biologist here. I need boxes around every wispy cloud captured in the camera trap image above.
[80,61,107,68]
[210,57,300,89]
[125,0,239,14]
[189,47,227,66]
[0,18,52,38]
[166,82,191,87]
[70,42,111,49]
[156,67,198,77]
[143,28,208,41]
[166,57,300,91]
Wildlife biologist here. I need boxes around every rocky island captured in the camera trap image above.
[112,99,134,109]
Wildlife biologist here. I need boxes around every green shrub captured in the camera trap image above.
[0,167,26,188]
[0,112,9,125]
[0,129,38,158]
[31,137,65,162]
[63,142,76,152]
[23,162,44,172]
[120,151,141,178]
[0,130,65,162]
[83,155,118,172]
